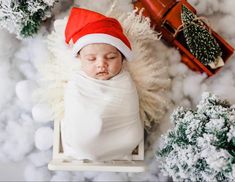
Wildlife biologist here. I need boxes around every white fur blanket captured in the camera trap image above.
[61,69,143,161]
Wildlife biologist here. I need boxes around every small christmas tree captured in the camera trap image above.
[0,0,56,39]
[157,92,235,182]
[181,5,223,69]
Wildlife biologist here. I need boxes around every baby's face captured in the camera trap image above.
[78,43,123,80]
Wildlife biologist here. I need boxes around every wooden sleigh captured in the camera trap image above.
[48,119,146,172]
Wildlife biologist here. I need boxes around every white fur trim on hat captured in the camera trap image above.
[72,33,133,61]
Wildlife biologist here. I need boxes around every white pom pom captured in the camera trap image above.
[32,103,53,123]
[34,127,53,151]
[15,80,37,103]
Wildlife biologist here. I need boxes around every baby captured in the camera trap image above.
[61,7,144,161]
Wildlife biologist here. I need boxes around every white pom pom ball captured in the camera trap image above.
[34,127,53,151]
[15,80,37,103]
[32,103,53,123]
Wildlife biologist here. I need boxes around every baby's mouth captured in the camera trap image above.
[96,72,108,76]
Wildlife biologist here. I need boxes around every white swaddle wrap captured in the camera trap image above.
[61,69,144,161]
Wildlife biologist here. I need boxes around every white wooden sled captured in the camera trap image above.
[48,119,146,172]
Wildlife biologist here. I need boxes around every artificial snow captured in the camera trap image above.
[1,119,35,162]
[24,164,51,181]
[28,150,52,168]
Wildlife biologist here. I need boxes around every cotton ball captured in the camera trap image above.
[218,15,235,37]
[35,127,53,151]
[187,0,198,6]
[28,150,52,167]
[82,171,99,180]
[93,172,127,181]
[166,48,181,65]
[189,0,219,15]
[217,71,235,86]
[169,63,188,76]
[208,85,235,104]
[18,61,38,80]
[15,80,37,103]
[0,54,16,110]
[75,0,132,14]
[15,43,30,62]
[171,77,184,103]
[0,130,8,162]
[221,0,235,16]
[24,164,51,181]
[183,73,206,104]
[21,34,50,67]
[157,110,174,144]
[0,29,18,57]
[229,57,235,74]
[0,71,14,110]
[129,172,160,181]
[207,71,235,102]
[201,82,209,93]
[20,113,34,123]
[32,103,53,123]
[144,149,156,165]
[2,120,35,161]
[50,171,72,181]
[71,172,86,181]
[144,160,170,182]
[180,98,192,108]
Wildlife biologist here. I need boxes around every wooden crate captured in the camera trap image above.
[48,120,146,172]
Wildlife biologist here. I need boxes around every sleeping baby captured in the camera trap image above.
[61,7,144,161]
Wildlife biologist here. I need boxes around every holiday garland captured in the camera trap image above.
[157,92,235,181]
[0,0,56,39]
[181,5,222,67]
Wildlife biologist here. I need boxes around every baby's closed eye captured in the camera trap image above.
[106,53,118,60]
[86,57,96,61]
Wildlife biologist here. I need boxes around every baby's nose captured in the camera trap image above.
[97,59,108,69]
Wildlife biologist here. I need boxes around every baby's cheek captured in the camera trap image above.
[112,63,122,73]
[82,64,96,77]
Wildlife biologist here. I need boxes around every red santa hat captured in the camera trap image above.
[65,7,133,61]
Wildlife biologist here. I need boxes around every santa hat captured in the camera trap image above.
[65,7,133,61]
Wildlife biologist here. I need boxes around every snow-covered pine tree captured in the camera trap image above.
[0,0,56,39]
[157,92,235,182]
[181,5,222,67]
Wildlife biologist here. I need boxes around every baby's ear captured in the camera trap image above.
[120,52,125,61]
[122,57,127,62]
[76,53,81,59]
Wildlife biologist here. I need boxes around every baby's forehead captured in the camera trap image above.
[80,43,120,55]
